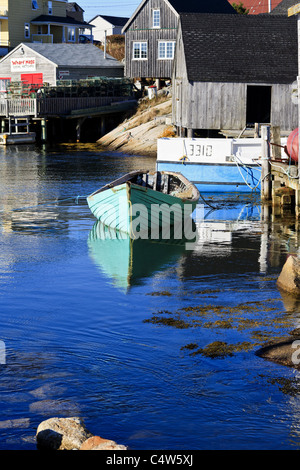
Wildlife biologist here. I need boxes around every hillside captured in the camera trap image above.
[98,94,175,157]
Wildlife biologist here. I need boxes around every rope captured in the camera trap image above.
[233,155,261,191]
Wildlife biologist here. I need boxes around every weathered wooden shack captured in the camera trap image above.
[122,0,236,81]
[173,13,298,135]
[0,42,124,88]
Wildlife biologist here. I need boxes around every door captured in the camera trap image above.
[246,85,272,124]
[21,73,43,86]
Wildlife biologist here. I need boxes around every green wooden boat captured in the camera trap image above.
[87,170,200,236]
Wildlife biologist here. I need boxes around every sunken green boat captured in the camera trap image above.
[87,170,200,237]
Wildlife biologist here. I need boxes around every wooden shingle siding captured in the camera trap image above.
[173,13,298,132]
[124,0,177,79]
[173,80,297,131]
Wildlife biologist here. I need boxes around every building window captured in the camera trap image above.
[153,9,160,28]
[0,78,10,93]
[158,41,175,59]
[32,0,39,10]
[48,1,52,15]
[68,27,75,42]
[133,41,147,60]
[25,23,30,39]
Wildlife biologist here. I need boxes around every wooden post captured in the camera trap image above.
[41,118,47,142]
[261,125,271,202]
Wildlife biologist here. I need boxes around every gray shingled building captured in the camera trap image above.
[173,13,298,135]
[0,43,124,88]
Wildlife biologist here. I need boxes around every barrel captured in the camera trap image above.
[286,128,299,162]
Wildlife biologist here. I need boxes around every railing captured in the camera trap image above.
[0,96,134,118]
[32,34,53,44]
[38,96,132,116]
[0,99,37,117]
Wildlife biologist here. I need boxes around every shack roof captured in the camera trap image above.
[179,13,297,84]
[14,43,123,69]
[89,15,129,26]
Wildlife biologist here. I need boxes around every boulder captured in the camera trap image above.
[36,417,93,450]
[277,255,300,296]
[256,337,300,368]
[80,436,127,451]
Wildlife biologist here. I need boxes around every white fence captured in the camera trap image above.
[0,99,37,117]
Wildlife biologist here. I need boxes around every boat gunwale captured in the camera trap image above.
[87,170,200,204]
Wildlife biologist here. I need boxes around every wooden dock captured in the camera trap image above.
[261,125,300,216]
[0,78,137,144]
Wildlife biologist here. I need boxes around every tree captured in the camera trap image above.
[232,2,249,14]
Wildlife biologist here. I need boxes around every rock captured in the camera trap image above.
[36,417,93,450]
[80,435,127,451]
[256,337,300,368]
[277,255,300,296]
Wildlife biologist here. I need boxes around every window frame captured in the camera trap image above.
[158,41,176,60]
[0,77,11,93]
[132,41,148,60]
[32,0,39,10]
[67,27,75,42]
[48,1,53,15]
[153,9,160,29]
[24,23,30,39]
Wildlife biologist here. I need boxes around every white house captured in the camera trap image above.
[85,15,129,43]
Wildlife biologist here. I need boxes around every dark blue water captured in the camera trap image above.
[0,144,300,450]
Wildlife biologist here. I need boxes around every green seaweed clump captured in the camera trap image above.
[191,341,253,358]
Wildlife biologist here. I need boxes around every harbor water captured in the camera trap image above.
[0,144,300,450]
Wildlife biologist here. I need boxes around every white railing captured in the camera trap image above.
[0,99,37,117]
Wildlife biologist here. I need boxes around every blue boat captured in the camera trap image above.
[156,137,287,193]
[87,170,200,237]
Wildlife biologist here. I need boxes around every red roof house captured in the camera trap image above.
[228,0,282,14]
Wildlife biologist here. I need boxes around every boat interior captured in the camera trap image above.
[93,171,199,202]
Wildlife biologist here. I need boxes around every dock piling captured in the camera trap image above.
[261,125,272,203]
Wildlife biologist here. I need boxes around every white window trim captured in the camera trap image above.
[48,1,53,15]
[133,41,148,60]
[25,23,30,39]
[158,41,176,60]
[153,9,160,29]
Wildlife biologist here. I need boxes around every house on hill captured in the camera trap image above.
[172,13,298,136]
[0,0,92,57]
[122,0,237,82]
[86,15,129,43]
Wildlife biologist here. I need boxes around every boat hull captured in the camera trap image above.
[156,137,287,193]
[156,161,260,193]
[87,181,198,236]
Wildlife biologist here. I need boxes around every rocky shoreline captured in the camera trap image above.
[97,94,174,157]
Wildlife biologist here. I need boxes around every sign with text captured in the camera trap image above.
[11,57,36,72]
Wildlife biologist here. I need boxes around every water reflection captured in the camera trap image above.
[88,200,300,293]
[88,221,187,292]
